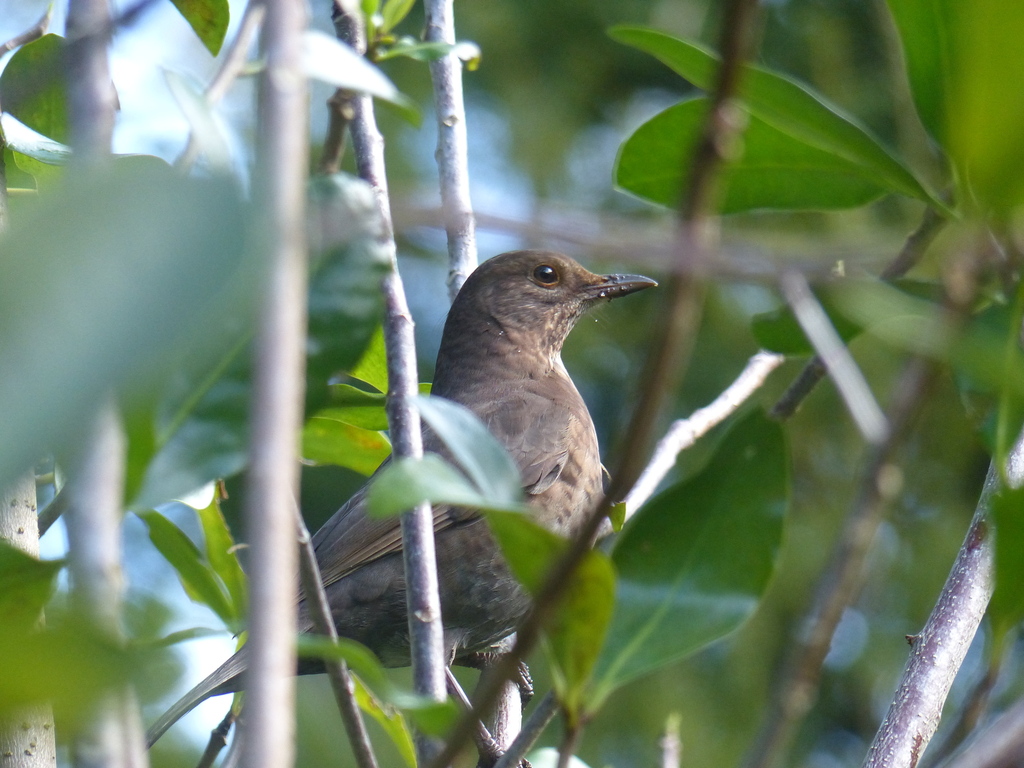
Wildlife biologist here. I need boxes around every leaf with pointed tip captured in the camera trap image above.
[169,0,229,56]
[591,412,787,705]
[610,26,941,208]
[302,412,391,475]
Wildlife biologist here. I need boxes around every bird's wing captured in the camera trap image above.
[473,384,574,497]
[311,475,466,591]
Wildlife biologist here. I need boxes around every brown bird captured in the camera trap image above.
[146,250,656,746]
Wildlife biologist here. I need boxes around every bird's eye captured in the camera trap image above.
[533,264,559,286]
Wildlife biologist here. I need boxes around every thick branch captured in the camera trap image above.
[862,428,1024,768]
[331,8,448,761]
[424,0,478,299]
[238,0,309,764]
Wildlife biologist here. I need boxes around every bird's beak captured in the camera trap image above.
[584,272,658,301]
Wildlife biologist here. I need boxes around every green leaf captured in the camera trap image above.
[0,34,70,143]
[591,411,787,704]
[884,0,956,147]
[990,486,1024,642]
[368,454,529,518]
[485,511,615,719]
[348,326,389,394]
[0,162,248,493]
[298,635,392,693]
[380,0,416,33]
[302,413,392,475]
[325,385,390,430]
[617,98,887,213]
[609,26,940,208]
[1,114,71,169]
[416,395,524,505]
[352,678,416,768]
[137,511,238,629]
[169,0,229,56]
[0,542,63,630]
[301,30,420,124]
[196,496,247,617]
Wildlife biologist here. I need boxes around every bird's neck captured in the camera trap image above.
[432,319,569,397]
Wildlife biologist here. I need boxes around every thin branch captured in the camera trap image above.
[492,693,558,768]
[37,486,68,536]
[331,7,448,763]
[429,1,763,765]
[424,0,478,299]
[937,694,1024,768]
[771,206,946,420]
[741,356,936,768]
[862,427,1024,768]
[66,401,148,768]
[195,708,235,768]
[780,270,889,445]
[623,350,785,515]
[65,0,117,160]
[237,0,309,763]
[294,504,378,768]
[0,6,53,56]
[317,87,355,175]
[176,1,266,171]
[660,714,682,768]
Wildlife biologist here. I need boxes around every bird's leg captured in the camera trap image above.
[464,652,534,706]
[445,668,504,767]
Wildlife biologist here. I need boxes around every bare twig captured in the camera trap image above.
[660,714,682,768]
[780,270,889,444]
[771,206,946,420]
[37,486,68,536]
[195,708,235,768]
[862,428,1024,768]
[331,7,448,762]
[623,350,785,515]
[318,86,355,174]
[176,1,266,171]
[66,0,117,161]
[237,0,309,764]
[294,504,378,768]
[429,2,763,765]
[424,0,478,299]
[0,6,53,56]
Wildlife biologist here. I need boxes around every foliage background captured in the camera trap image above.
[0,0,1016,766]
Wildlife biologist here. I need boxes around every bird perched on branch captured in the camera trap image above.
[146,250,656,746]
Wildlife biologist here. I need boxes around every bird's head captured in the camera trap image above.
[442,250,657,361]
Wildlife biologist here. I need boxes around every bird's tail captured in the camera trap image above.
[146,649,247,748]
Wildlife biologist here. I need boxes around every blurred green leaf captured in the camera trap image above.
[0,621,149,723]
[591,411,787,704]
[302,413,391,475]
[618,98,887,213]
[353,677,416,768]
[610,26,941,208]
[302,30,420,123]
[376,38,482,66]
[416,395,524,505]
[886,0,1024,213]
[0,34,70,143]
[307,174,390,411]
[169,0,230,56]
[485,511,615,719]
[368,454,529,518]
[137,511,238,629]
[0,162,248,492]
[380,0,415,33]
[141,626,225,649]
[609,501,627,533]
[884,0,955,147]
[197,495,247,617]
[0,542,63,630]
[298,635,392,693]
[990,486,1024,641]
[1,113,71,175]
